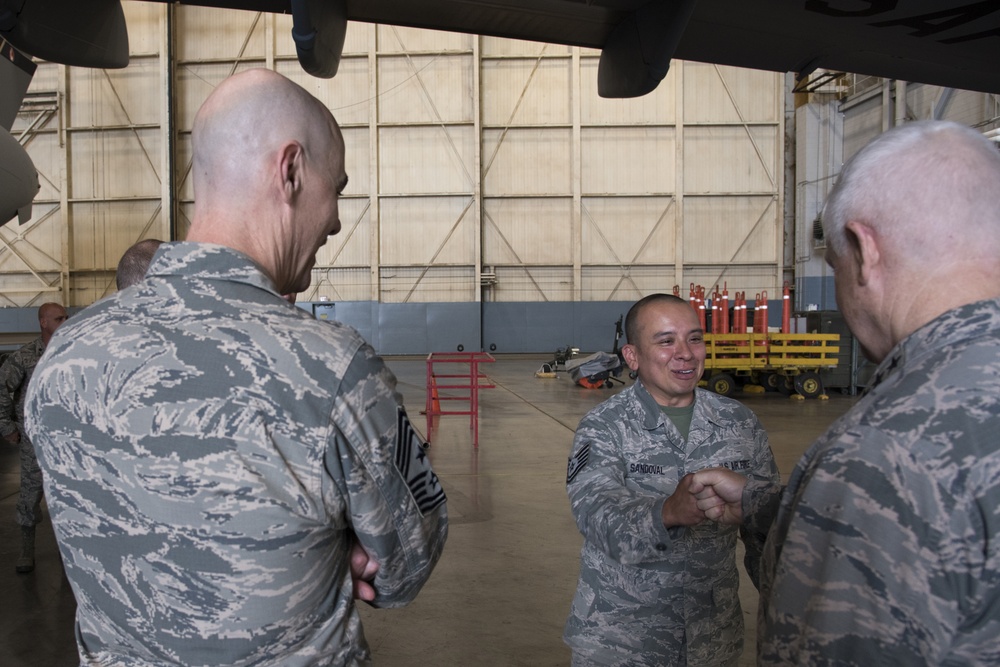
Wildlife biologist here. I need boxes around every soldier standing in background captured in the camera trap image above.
[564,293,779,666]
[0,301,68,573]
[25,68,447,666]
[692,120,1000,665]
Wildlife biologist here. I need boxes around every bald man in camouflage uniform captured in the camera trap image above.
[564,294,778,666]
[25,69,447,666]
[0,301,67,574]
[693,121,1000,665]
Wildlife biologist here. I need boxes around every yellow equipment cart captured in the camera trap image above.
[700,332,840,399]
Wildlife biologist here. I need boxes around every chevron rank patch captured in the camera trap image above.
[395,407,446,515]
[566,443,590,484]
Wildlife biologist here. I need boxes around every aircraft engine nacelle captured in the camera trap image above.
[0,130,40,226]
[290,0,347,79]
[598,0,699,98]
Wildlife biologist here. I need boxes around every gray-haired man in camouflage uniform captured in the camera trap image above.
[564,294,779,666]
[693,120,1000,665]
[25,69,447,666]
[0,301,67,574]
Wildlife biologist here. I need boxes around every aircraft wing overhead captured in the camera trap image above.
[156,0,633,48]
[0,38,35,131]
[674,1,1000,95]
[149,0,1000,95]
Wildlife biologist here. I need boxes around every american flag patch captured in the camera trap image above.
[566,443,590,484]
[395,408,446,515]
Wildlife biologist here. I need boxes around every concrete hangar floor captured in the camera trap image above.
[0,355,855,667]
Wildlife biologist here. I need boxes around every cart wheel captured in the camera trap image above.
[777,375,794,395]
[708,373,736,397]
[794,372,824,399]
[760,372,780,392]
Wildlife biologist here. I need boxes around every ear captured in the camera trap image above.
[621,343,640,372]
[844,220,881,286]
[278,141,305,203]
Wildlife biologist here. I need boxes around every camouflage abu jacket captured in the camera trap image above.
[564,381,778,667]
[0,336,45,436]
[25,242,448,667]
[745,297,1000,665]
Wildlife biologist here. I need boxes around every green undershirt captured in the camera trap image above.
[660,402,695,440]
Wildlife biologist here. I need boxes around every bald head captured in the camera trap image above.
[38,302,68,344]
[188,68,347,294]
[116,239,163,290]
[822,121,1000,266]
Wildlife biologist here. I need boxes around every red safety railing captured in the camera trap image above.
[425,352,495,446]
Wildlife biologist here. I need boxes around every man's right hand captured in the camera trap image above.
[3,431,19,445]
[350,538,379,602]
[688,468,747,525]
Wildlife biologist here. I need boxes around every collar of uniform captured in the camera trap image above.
[632,380,722,430]
[864,297,1000,396]
[145,242,278,296]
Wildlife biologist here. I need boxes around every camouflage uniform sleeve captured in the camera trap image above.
[325,343,448,608]
[742,477,782,544]
[760,425,969,664]
[739,414,780,591]
[566,414,674,565]
[0,352,25,437]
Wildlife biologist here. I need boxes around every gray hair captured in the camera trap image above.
[821,121,1000,262]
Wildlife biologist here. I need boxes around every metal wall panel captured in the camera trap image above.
[683,196,777,264]
[379,126,475,193]
[379,266,477,303]
[683,126,778,193]
[581,126,675,194]
[378,25,471,53]
[481,56,573,126]
[481,37,572,58]
[491,266,573,302]
[684,63,780,123]
[581,197,676,265]
[483,127,573,195]
[5,6,793,318]
[380,197,476,265]
[483,198,573,265]
[174,6,267,62]
[581,266,678,303]
[377,54,474,124]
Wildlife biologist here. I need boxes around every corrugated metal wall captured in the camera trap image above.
[5,4,786,311]
[794,78,1000,315]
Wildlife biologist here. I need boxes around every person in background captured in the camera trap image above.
[0,301,68,573]
[692,120,1000,665]
[564,293,779,666]
[25,68,447,666]
[115,238,163,290]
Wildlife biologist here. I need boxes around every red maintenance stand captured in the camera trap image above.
[425,352,495,446]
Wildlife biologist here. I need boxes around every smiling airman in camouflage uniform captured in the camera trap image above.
[24,69,447,667]
[565,294,778,666]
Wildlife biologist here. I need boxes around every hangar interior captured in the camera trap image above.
[1,3,999,667]
[4,5,998,356]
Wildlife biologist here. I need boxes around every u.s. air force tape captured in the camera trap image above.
[395,407,446,515]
